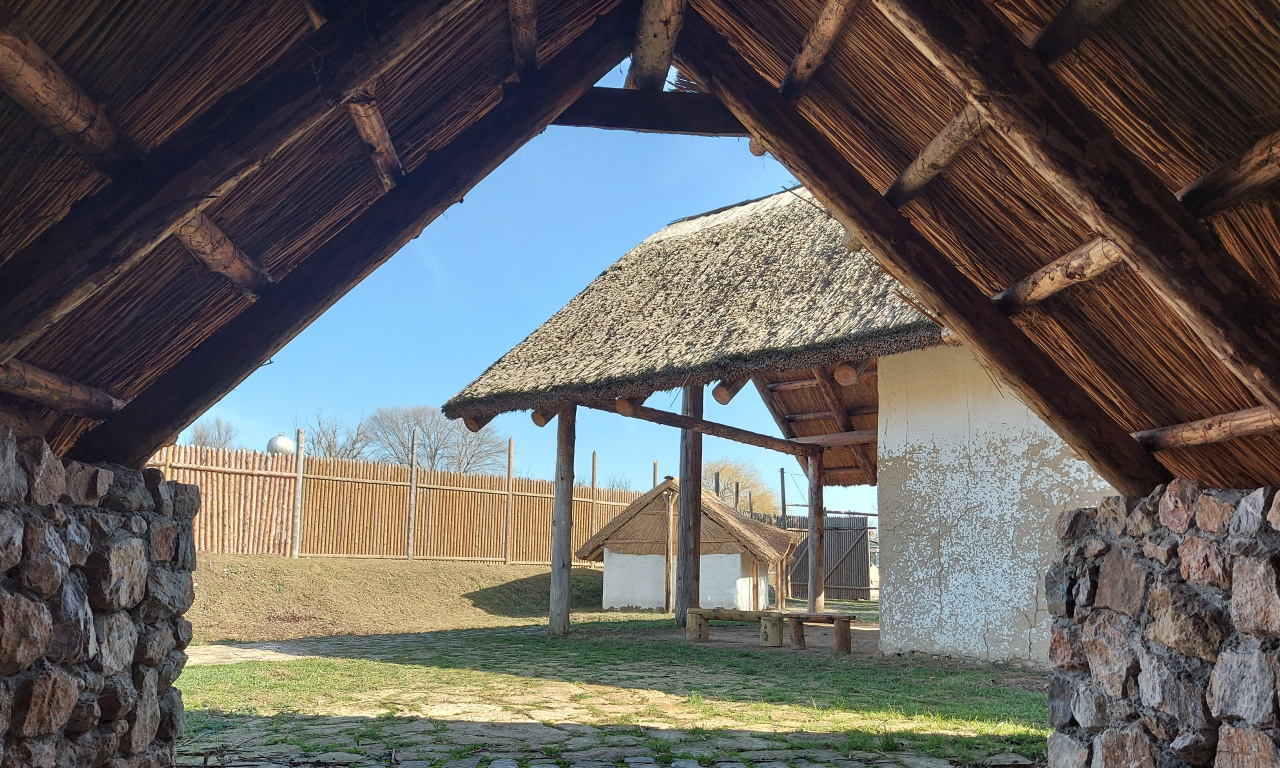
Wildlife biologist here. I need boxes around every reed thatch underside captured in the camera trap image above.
[0,0,1278,488]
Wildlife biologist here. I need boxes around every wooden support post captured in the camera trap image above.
[549,405,576,636]
[789,617,806,649]
[675,385,703,629]
[625,0,687,90]
[406,428,419,559]
[751,560,759,609]
[290,429,306,558]
[504,437,514,563]
[779,467,787,529]
[0,359,127,417]
[664,488,676,612]
[834,617,852,653]
[734,481,740,510]
[807,454,824,613]
[590,449,598,526]
[714,471,720,497]
[773,558,785,608]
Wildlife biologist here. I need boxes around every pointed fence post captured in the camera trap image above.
[675,385,703,629]
[406,428,418,559]
[504,437,514,564]
[549,406,577,636]
[807,454,824,613]
[779,467,787,528]
[290,428,306,558]
[653,460,658,488]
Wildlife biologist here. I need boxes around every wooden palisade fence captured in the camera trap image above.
[147,441,642,564]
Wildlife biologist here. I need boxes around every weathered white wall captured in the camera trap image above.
[877,345,1113,663]
[602,550,667,610]
[700,553,760,610]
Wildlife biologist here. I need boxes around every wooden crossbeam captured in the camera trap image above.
[625,0,687,90]
[768,371,877,392]
[873,0,1280,416]
[68,2,639,467]
[676,8,1168,495]
[1132,406,1280,452]
[1029,0,1131,64]
[0,0,481,366]
[509,0,539,81]
[993,238,1122,314]
[600,400,819,457]
[778,0,860,101]
[347,93,405,191]
[811,368,852,432]
[792,429,877,448]
[0,359,127,417]
[786,405,878,422]
[552,87,747,136]
[172,213,276,299]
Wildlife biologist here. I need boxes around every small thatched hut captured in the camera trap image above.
[575,477,802,611]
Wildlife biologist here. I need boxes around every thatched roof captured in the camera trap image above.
[575,476,802,563]
[444,188,938,419]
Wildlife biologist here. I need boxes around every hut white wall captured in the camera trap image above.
[602,550,667,610]
[876,345,1113,663]
[698,553,756,610]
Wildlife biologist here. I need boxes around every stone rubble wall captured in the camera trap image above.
[1047,479,1280,767]
[0,424,197,767]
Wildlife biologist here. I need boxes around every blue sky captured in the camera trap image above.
[187,64,877,515]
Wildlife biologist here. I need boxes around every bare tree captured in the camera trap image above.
[702,458,779,514]
[447,420,507,474]
[188,417,240,450]
[366,405,506,473]
[300,410,371,459]
[603,473,633,491]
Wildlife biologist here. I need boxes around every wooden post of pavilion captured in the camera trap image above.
[674,385,703,629]
[807,454,824,613]
[549,406,577,636]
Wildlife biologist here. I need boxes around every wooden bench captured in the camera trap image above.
[685,608,856,652]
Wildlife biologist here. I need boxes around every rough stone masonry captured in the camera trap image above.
[0,424,196,767]
[1047,479,1280,767]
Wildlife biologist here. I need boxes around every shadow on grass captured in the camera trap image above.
[462,568,619,618]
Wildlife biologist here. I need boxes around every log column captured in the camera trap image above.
[549,406,577,636]
[807,454,824,613]
[675,385,703,628]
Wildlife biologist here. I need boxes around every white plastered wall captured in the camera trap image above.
[877,345,1114,663]
[601,550,764,611]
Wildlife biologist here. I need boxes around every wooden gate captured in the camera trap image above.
[788,514,872,600]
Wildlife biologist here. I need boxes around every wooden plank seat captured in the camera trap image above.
[685,607,855,653]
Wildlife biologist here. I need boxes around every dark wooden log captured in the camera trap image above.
[553,87,747,136]
[599,401,818,457]
[625,0,687,90]
[883,105,986,209]
[769,371,877,392]
[778,0,860,101]
[711,377,749,405]
[872,0,1280,416]
[549,404,576,636]
[674,385,703,629]
[832,359,871,387]
[792,430,877,449]
[1179,127,1280,217]
[69,4,638,466]
[993,238,1122,314]
[1132,406,1280,452]
[675,9,1169,495]
[509,0,539,81]
[1029,0,1131,64]
[172,212,276,299]
[807,453,824,613]
[0,359,127,417]
[347,92,405,191]
[0,0,487,364]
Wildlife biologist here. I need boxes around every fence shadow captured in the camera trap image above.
[462,568,613,618]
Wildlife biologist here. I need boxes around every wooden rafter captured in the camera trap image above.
[792,430,877,449]
[172,213,276,299]
[993,238,1122,314]
[0,0,482,365]
[778,0,860,101]
[68,2,640,467]
[873,0,1280,416]
[347,92,405,191]
[625,0,687,90]
[676,9,1168,495]
[1029,0,1132,64]
[752,378,799,440]
[787,405,878,422]
[552,87,747,136]
[600,400,818,457]
[1133,406,1280,452]
[0,359,127,417]
[810,366,877,470]
[510,0,539,81]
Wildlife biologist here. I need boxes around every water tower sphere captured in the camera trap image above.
[266,433,295,454]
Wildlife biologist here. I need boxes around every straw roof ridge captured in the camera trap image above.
[444,188,937,419]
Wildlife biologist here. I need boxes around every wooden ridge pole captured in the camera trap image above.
[674,385,703,628]
[675,9,1168,496]
[549,405,577,636]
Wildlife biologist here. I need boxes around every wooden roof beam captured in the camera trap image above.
[0,359,127,417]
[173,213,276,299]
[880,0,1130,210]
[68,2,639,467]
[0,0,482,365]
[625,0,687,90]
[792,429,877,449]
[675,9,1168,495]
[994,238,1122,314]
[601,400,820,458]
[1133,406,1280,452]
[811,368,852,433]
[347,92,406,191]
[711,377,748,405]
[552,87,747,136]
[510,0,539,81]
[874,0,1280,416]
[832,358,871,386]
[778,0,860,101]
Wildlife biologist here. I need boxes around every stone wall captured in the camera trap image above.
[0,424,196,767]
[1048,479,1280,767]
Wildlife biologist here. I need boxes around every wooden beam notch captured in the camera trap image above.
[625,0,687,90]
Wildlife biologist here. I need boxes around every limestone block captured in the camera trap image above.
[93,611,138,676]
[19,514,68,598]
[64,517,90,567]
[142,470,173,516]
[1097,497,1137,537]
[1071,683,1108,732]
[1047,565,1074,618]
[1082,610,1138,698]
[6,736,56,768]
[123,666,159,754]
[85,536,148,611]
[17,439,65,506]
[1047,732,1089,768]
[1091,726,1155,768]
[132,568,194,623]
[157,687,182,741]
[0,507,24,570]
[1231,487,1272,536]
[171,484,199,521]
[1215,724,1280,767]
[1194,489,1244,534]
[47,571,97,664]
[1144,585,1227,662]
[1234,556,1280,637]
[100,465,153,514]
[64,694,101,733]
[0,424,28,503]
[1136,644,1212,730]
[147,519,177,563]
[98,672,137,721]
[0,587,52,674]
[1094,550,1147,618]
[10,664,78,737]
[156,650,186,688]
[1208,645,1279,726]
[171,618,192,651]
[135,624,175,667]
[1159,479,1201,534]
[1141,532,1177,566]
[61,461,112,506]
[1179,535,1231,590]
[1169,729,1216,765]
